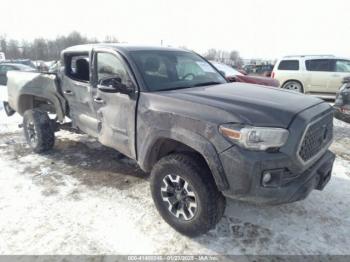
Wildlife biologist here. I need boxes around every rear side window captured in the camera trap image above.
[278,60,299,70]
[305,59,333,72]
[65,53,90,82]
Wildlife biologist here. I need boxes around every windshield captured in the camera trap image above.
[130,50,227,91]
[211,61,243,77]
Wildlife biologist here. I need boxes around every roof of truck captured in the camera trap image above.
[62,43,186,54]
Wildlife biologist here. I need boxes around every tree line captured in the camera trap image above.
[0,31,243,67]
[203,48,243,68]
[0,31,119,61]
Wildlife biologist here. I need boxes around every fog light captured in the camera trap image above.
[262,172,272,184]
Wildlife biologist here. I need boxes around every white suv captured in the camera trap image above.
[272,55,350,98]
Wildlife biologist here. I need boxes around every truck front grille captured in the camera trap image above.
[298,113,333,163]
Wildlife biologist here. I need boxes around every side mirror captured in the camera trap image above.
[98,77,133,94]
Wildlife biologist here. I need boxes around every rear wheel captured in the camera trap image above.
[282,81,303,93]
[150,153,226,237]
[23,109,55,153]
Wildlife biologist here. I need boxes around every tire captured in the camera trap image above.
[282,80,303,93]
[150,153,226,237]
[23,109,55,153]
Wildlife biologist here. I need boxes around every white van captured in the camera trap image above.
[272,55,350,99]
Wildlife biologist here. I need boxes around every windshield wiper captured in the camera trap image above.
[156,82,223,92]
[158,86,193,91]
[192,81,223,87]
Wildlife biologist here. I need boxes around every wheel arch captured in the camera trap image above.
[138,130,229,191]
[17,93,66,121]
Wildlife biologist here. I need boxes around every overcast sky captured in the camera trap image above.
[1,0,349,59]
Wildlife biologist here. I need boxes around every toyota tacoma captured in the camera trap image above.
[5,44,335,236]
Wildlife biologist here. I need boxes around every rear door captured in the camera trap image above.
[61,52,99,136]
[305,59,334,93]
[90,49,138,159]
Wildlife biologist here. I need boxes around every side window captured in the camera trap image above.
[278,60,299,70]
[335,60,350,73]
[66,54,90,82]
[97,52,131,86]
[305,59,333,72]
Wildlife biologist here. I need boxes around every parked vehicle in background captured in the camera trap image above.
[334,76,350,123]
[33,61,50,72]
[0,59,36,69]
[0,63,37,85]
[272,55,350,99]
[243,64,274,77]
[5,44,335,237]
[211,61,279,87]
[47,61,61,73]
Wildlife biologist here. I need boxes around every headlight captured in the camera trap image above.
[219,124,289,151]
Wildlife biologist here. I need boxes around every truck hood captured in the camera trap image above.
[156,83,324,128]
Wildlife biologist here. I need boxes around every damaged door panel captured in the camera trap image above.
[91,49,138,159]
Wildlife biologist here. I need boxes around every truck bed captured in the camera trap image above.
[6,71,66,121]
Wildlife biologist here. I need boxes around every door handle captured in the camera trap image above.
[94,97,104,104]
[63,90,74,95]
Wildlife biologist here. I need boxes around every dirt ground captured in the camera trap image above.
[0,97,349,255]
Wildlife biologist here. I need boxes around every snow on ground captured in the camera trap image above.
[0,88,349,255]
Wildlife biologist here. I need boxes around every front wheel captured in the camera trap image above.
[23,109,55,153]
[150,153,226,237]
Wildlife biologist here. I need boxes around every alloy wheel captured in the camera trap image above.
[160,174,197,221]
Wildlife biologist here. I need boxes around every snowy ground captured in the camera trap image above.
[0,87,349,255]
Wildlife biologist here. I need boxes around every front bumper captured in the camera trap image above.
[219,147,335,205]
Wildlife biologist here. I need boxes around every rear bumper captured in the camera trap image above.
[220,147,335,205]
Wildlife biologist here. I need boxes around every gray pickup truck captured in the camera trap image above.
[5,44,335,236]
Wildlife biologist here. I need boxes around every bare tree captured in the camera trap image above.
[0,31,119,61]
[229,50,243,67]
[204,48,218,60]
[104,35,119,43]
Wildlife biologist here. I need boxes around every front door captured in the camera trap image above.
[91,50,138,159]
